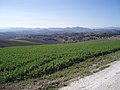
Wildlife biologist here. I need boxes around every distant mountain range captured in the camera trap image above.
[0,27,120,33]
[0,27,120,40]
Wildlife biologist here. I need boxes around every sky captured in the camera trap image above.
[0,0,120,28]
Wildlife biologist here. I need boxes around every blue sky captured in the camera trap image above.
[0,0,120,28]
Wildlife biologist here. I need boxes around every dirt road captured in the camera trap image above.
[59,60,120,90]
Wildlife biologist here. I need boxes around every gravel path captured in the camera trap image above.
[59,60,120,90]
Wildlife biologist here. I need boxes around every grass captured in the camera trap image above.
[9,39,33,43]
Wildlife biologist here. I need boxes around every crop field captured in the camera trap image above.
[0,40,120,83]
[9,39,33,43]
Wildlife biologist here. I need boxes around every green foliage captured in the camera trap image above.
[0,40,120,83]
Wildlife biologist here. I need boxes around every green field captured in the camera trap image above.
[0,40,120,83]
[9,39,33,43]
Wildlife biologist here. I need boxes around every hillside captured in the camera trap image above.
[0,40,120,90]
[0,27,120,47]
[0,40,120,80]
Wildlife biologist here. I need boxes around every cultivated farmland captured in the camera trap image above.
[0,40,120,83]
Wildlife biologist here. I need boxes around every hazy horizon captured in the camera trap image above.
[0,0,120,28]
